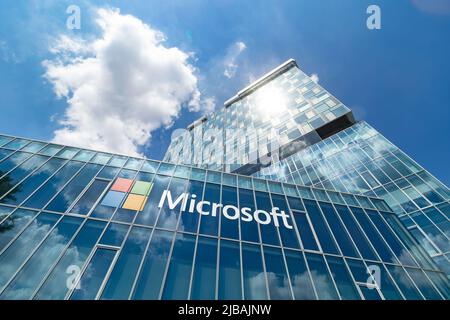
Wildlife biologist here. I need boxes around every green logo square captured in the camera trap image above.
[130,181,153,196]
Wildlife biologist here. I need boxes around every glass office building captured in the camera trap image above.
[254,121,450,276]
[164,59,450,277]
[0,135,449,300]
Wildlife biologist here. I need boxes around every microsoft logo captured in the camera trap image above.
[101,178,153,211]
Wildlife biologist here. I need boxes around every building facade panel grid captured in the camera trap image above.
[0,137,448,300]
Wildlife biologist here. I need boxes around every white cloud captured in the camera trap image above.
[202,97,216,113]
[223,41,247,79]
[310,73,319,84]
[43,8,204,157]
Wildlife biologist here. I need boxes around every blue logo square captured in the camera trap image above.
[101,191,126,208]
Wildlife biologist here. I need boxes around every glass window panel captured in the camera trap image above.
[271,193,299,248]
[99,223,129,247]
[0,152,32,176]
[325,255,361,300]
[341,194,359,207]
[283,184,298,197]
[293,212,319,251]
[334,205,379,261]
[97,166,120,180]
[45,164,102,213]
[107,155,128,168]
[423,207,447,226]
[356,195,375,209]
[141,160,159,173]
[0,209,38,250]
[21,142,46,153]
[218,240,242,299]
[0,216,82,299]
[284,249,316,300]
[349,207,397,263]
[252,178,267,191]
[385,264,423,300]
[132,230,173,299]
[117,168,137,179]
[382,212,435,270]
[0,212,60,291]
[268,181,283,194]
[239,188,259,243]
[358,285,382,300]
[369,262,404,300]
[135,171,154,185]
[242,243,268,300]
[173,165,191,179]
[222,173,237,187]
[318,202,359,258]
[70,248,117,300]
[90,153,111,165]
[70,179,109,215]
[72,150,95,162]
[101,226,152,299]
[206,171,221,184]
[417,171,450,199]
[404,267,442,300]
[135,174,171,227]
[312,189,329,202]
[371,198,391,212]
[55,147,79,159]
[39,144,63,156]
[255,191,280,246]
[305,253,339,300]
[303,200,339,255]
[0,149,13,162]
[156,177,188,230]
[263,246,292,300]
[220,186,239,240]
[24,161,83,210]
[34,219,107,299]
[199,183,220,236]
[345,258,370,283]
[437,202,450,220]
[0,154,48,195]
[424,270,450,299]
[3,138,30,150]
[178,180,204,233]
[161,233,196,299]
[409,227,439,257]
[1,158,66,206]
[190,168,206,181]
[124,158,143,170]
[412,214,450,253]
[366,210,416,266]
[0,136,13,147]
[287,197,304,211]
[157,163,175,176]
[190,237,217,300]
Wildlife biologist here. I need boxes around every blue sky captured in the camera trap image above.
[0,0,449,185]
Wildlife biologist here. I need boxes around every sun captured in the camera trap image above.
[253,85,288,118]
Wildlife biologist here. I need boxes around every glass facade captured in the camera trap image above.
[0,136,448,300]
[164,59,450,277]
[164,60,354,173]
[253,121,450,275]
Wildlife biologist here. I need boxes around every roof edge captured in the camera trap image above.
[224,58,298,107]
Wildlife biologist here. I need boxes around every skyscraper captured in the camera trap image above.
[0,59,448,300]
[0,135,448,299]
[164,59,450,276]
